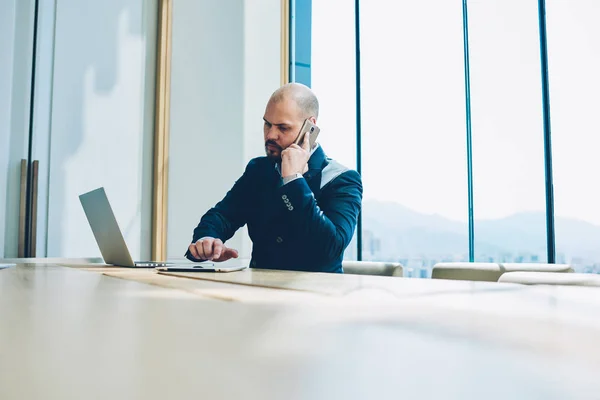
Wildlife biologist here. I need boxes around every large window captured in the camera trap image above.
[292,0,600,276]
[468,0,547,263]
[358,0,469,277]
[292,0,357,171]
[547,0,600,273]
[311,1,356,171]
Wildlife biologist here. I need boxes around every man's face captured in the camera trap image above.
[263,97,305,162]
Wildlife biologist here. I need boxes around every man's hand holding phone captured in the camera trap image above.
[188,237,239,262]
[281,130,311,178]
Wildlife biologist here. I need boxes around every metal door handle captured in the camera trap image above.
[18,160,28,257]
[29,160,39,257]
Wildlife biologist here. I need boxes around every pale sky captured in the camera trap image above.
[311,0,600,226]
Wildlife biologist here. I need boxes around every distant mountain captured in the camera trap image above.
[361,200,600,265]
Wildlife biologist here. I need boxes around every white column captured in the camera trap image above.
[241,0,283,257]
[167,0,281,260]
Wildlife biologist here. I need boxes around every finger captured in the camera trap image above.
[194,240,206,259]
[287,144,302,150]
[302,130,310,150]
[202,238,214,260]
[212,239,224,260]
[188,244,199,259]
[220,247,239,262]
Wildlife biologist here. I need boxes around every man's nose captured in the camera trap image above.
[265,126,278,141]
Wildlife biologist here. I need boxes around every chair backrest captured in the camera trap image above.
[432,262,573,282]
[342,261,403,277]
[432,262,501,281]
[499,271,600,287]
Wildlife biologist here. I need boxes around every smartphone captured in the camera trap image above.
[294,119,320,148]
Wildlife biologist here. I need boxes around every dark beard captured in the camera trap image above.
[265,141,282,162]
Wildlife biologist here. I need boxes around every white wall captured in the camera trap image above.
[0,0,35,257]
[2,0,280,260]
[45,0,157,258]
[167,0,282,259]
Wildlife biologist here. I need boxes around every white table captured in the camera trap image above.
[1,262,599,399]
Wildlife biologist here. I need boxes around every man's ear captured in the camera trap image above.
[309,116,317,125]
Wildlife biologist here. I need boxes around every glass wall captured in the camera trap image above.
[547,0,600,273]
[468,0,547,263]
[292,0,600,275]
[311,1,356,171]
[358,0,469,277]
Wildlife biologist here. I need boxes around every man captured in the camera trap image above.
[185,83,362,273]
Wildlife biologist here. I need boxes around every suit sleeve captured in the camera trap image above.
[277,170,362,262]
[184,161,253,261]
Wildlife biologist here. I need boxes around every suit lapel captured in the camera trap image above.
[303,145,328,197]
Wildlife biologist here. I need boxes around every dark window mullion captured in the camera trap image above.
[537,0,556,263]
[461,0,475,262]
[354,0,363,261]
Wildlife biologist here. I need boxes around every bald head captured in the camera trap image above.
[268,83,319,120]
[262,83,320,161]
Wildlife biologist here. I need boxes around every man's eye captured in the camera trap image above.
[280,127,289,132]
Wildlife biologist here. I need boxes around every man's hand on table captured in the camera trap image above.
[188,237,239,262]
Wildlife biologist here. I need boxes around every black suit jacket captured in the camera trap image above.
[185,145,363,273]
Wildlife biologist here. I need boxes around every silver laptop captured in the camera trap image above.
[79,187,170,268]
